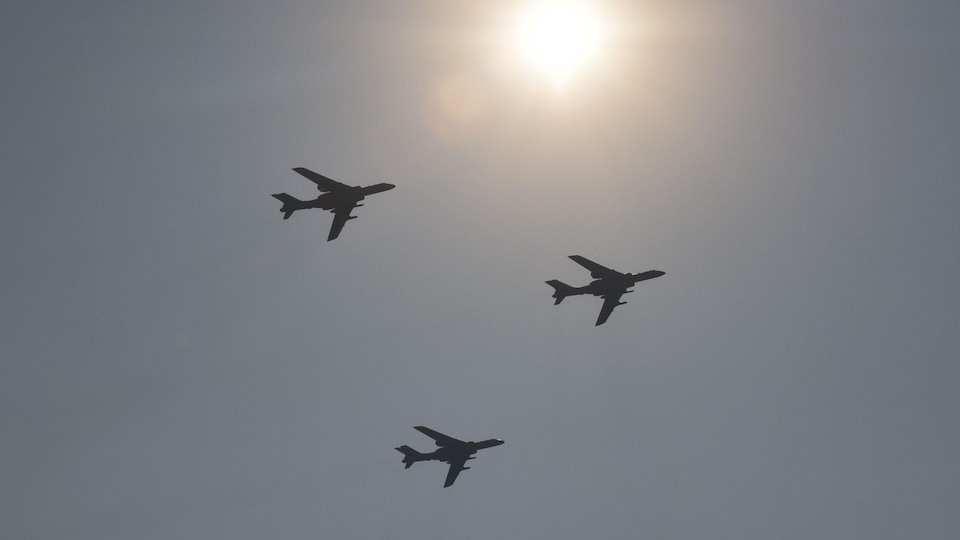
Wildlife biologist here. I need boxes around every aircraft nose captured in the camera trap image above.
[383,183,396,190]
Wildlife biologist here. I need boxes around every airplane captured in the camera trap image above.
[546,255,665,326]
[271,167,395,241]
[395,426,504,488]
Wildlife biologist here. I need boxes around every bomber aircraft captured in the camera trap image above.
[271,167,395,241]
[395,426,504,488]
[546,255,665,325]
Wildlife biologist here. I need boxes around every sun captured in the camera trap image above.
[513,1,607,88]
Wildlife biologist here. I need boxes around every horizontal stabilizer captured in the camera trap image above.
[395,445,424,468]
[272,193,304,220]
[546,280,576,305]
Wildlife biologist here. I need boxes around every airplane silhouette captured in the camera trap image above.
[271,167,395,241]
[547,255,665,325]
[395,426,504,488]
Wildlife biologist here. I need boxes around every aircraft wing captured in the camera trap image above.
[293,167,350,192]
[327,206,354,241]
[569,255,616,278]
[443,456,469,488]
[596,294,624,326]
[414,426,464,447]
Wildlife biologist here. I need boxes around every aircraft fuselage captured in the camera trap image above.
[569,273,642,298]
[307,187,365,210]
[409,439,504,465]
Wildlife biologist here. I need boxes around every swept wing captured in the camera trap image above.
[596,294,625,326]
[414,426,464,447]
[569,255,617,279]
[293,167,350,192]
[443,456,469,488]
[327,206,355,241]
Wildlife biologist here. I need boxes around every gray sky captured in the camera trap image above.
[3,1,959,538]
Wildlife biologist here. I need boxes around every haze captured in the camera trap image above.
[2,1,959,539]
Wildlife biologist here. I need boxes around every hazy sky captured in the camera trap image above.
[3,1,959,539]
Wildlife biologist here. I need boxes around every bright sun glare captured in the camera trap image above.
[513,1,606,88]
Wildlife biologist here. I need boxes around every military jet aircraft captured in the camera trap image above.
[271,167,395,241]
[395,426,504,488]
[546,255,665,326]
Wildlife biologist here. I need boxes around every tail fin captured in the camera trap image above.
[546,280,576,305]
[271,193,303,220]
[395,445,424,469]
